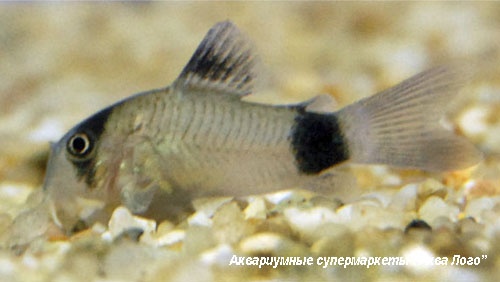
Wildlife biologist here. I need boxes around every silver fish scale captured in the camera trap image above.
[106,87,302,195]
[154,89,295,150]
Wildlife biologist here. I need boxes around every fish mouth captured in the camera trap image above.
[47,193,107,231]
[42,140,66,191]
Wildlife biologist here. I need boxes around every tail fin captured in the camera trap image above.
[336,64,482,171]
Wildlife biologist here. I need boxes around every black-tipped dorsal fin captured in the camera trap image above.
[173,21,257,96]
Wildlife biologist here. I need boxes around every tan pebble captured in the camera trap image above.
[442,168,476,190]
[183,225,216,255]
[481,208,500,239]
[357,204,412,231]
[107,206,156,240]
[310,224,354,257]
[389,183,418,212]
[139,220,180,247]
[268,191,309,215]
[212,202,254,245]
[428,228,464,257]
[458,217,482,235]
[239,232,309,257]
[419,196,459,224]
[466,180,500,197]
[458,106,489,137]
[191,197,233,217]
[465,197,497,221]
[103,240,167,281]
[417,179,447,205]
[156,220,175,234]
[46,222,69,242]
[431,216,455,232]
[153,229,186,248]
[200,244,235,266]
[4,202,51,249]
[308,195,343,211]
[283,206,337,237]
[263,190,295,205]
[239,232,283,254]
[467,237,491,254]
[244,197,267,220]
[358,191,395,208]
[187,211,212,227]
[254,216,293,236]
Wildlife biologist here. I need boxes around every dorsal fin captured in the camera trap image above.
[173,21,257,96]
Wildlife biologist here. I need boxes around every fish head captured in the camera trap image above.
[42,107,118,230]
[41,20,262,230]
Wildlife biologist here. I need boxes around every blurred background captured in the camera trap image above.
[0,2,500,281]
[1,2,499,187]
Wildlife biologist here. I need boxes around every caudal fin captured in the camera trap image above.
[336,64,482,171]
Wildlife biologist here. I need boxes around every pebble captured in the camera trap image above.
[401,244,436,274]
[464,197,498,222]
[404,219,432,234]
[418,196,459,224]
[417,179,448,204]
[212,202,254,245]
[239,232,309,257]
[1,4,498,282]
[244,197,267,220]
[142,229,186,248]
[389,183,418,212]
[283,206,337,238]
[200,244,234,266]
[183,225,216,255]
[105,206,156,241]
[310,224,354,257]
[239,232,284,254]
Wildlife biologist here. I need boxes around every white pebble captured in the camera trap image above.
[283,206,337,235]
[239,233,283,254]
[465,197,498,222]
[106,206,156,240]
[22,253,39,270]
[264,190,294,205]
[402,244,436,274]
[459,107,489,136]
[0,256,16,275]
[244,197,267,220]
[359,191,395,208]
[389,184,418,212]
[159,230,186,246]
[191,197,233,217]
[419,196,459,223]
[200,244,234,266]
[187,211,212,227]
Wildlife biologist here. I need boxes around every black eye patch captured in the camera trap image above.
[65,107,113,186]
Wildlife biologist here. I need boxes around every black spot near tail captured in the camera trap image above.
[291,112,349,174]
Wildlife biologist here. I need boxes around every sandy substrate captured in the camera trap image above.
[0,2,499,281]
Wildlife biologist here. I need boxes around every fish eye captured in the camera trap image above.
[67,133,93,158]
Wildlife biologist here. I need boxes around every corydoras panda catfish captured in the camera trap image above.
[43,21,481,229]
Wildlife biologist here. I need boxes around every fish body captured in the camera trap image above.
[42,21,481,229]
